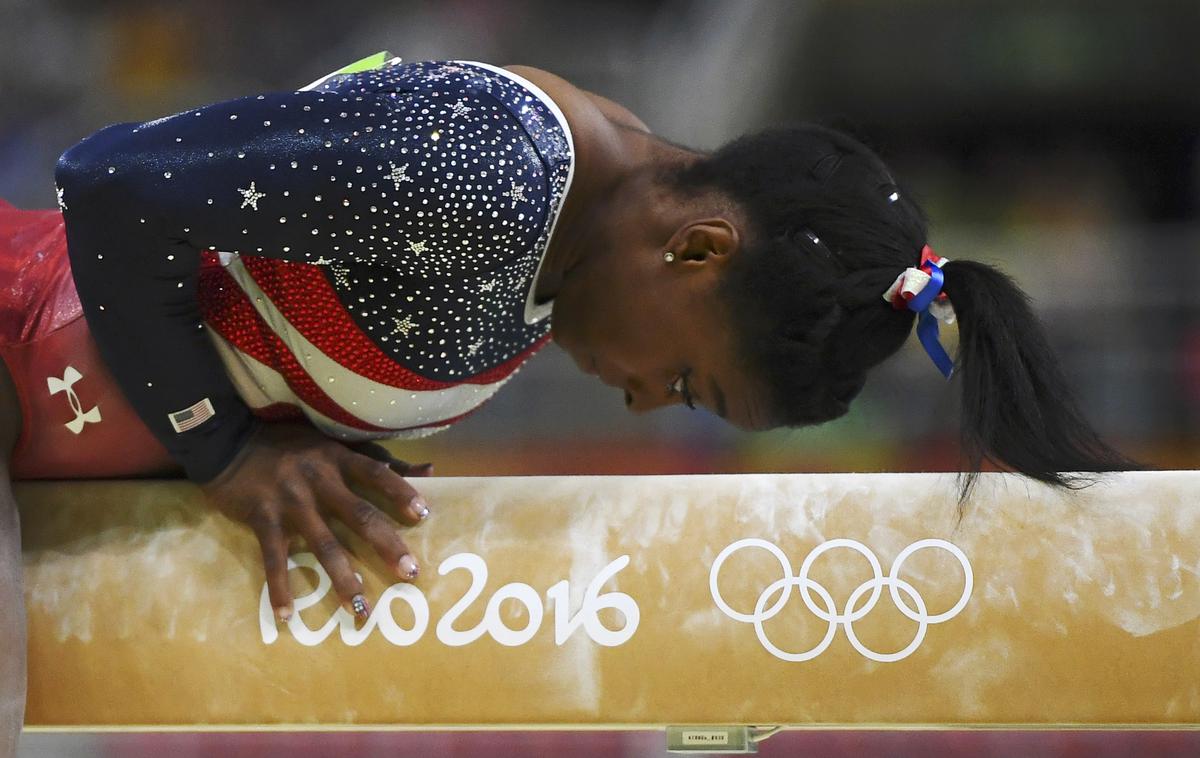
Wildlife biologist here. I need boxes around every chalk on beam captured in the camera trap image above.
[16,471,1200,729]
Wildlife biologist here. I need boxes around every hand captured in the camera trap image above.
[348,440,435,478]
[200,422,431,623]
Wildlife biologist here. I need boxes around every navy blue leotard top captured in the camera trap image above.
[54,57,575,481]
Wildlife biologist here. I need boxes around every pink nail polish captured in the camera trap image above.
[398,554,419,579]
[410,497,430,521]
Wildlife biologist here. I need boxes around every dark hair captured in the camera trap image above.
[665,123,1138,492]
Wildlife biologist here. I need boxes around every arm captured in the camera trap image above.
[57,93,315,481]
[56,84,421,481]
[55,77,439,620]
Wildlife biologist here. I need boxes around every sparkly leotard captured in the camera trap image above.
[53,58,575,481]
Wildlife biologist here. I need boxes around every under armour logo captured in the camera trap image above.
[47,366,102,434]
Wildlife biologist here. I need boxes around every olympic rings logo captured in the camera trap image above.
[709,538,972,663]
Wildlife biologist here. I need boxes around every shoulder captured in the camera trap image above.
[500,65,650,135]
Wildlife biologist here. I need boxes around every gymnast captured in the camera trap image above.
[0,55,1132,750]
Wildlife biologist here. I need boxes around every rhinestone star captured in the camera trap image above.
[390,315,416,338]
[329,264,351,288]
[502,179,528,209]
[387,162,413,190]
[466,338,485,356]
[406,239,428,255]
[55,185,67,211]
[448,100,473,119]
[238,181,266,210]
[479,279,497,293]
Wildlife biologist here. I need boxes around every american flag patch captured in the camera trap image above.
[168,397,215,433]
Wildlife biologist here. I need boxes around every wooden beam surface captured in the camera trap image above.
[16,472,1200,728]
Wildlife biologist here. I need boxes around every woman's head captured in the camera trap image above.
[548,165,774,431]
[664,124,929,427]
[553,120,1135,490]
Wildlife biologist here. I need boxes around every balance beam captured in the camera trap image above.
[16,471,1200,729]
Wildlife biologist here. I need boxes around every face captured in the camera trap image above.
[549,220,770,432]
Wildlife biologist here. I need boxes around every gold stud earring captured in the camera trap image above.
[663,251,675,263]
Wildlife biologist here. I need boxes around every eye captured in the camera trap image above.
[669,370,696,410]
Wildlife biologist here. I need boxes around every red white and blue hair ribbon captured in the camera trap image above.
[882,245,956,378]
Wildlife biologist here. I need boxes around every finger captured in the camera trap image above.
[350,441,394,464]
[341,452,430,524]
[251,510,293,622]
[382,459,433,479]
[317,480,419,582]
[406,462,434,477]
[291,505,370,621]
[350,441,433,477]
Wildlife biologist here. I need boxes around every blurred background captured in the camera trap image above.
[1,0,1198,477]
[2,0,1198,755]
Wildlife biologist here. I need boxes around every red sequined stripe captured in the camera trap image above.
[239,256,551,388]
[0,204,79,344]
[197,261,390,432]
[238,256,458,390]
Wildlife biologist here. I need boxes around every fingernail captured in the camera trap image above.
[350,594,370,621]
[409,496,430,521]
[275,605,293,623]
[398,554,419,580]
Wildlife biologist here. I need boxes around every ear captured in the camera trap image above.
[666,218,739,266]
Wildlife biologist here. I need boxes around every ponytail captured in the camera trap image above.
[941,260,1139,494]
[659,122,1137,494]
